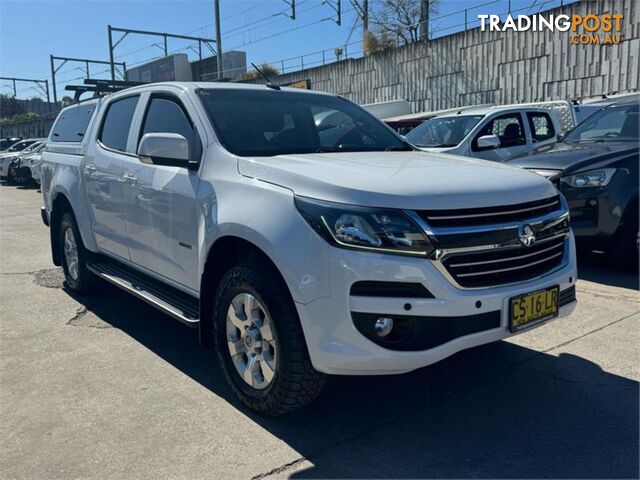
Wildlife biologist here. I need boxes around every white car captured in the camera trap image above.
[0,139,45,181]
[16,143,47,185]
[406,106,562,162]
[41,83,577,415]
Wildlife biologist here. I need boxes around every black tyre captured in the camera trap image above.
[213,261,326,416]
[58,212,99,293]
[7,165,29,185]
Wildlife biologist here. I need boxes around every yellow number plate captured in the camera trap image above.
[510,286,559,333]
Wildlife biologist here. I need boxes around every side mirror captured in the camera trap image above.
[476,134,500,150]
[138,133,191,168]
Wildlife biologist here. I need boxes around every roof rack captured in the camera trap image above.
[64,78,146,101]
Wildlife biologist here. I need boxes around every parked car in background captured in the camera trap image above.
[9,142,46,186]
[570,92,640,125]
[361,99,411,119]
[385,101,574,138]
[384,105,494,136]
[0,137,21,151]
[0,138,39,157]
[507,100,639,268]
[406,106,562,162]
[0,138,45,182]
[513,100,576,135]
[41,82,576,416]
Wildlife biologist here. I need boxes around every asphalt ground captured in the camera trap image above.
[1,183,638,479]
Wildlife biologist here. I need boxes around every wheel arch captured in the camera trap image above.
[198,235,293,348]
[49,192,75,266]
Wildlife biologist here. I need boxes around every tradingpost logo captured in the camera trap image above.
[478,13,624,45]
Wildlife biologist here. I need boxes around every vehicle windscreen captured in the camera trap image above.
[196,88,409,157]
[6,140,36,152]
[405,115,484,147]
[1,139,19,150]
[564,104,639,142]
[22,141,43,153]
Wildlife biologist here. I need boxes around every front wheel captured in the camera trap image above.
[213,262,326,416]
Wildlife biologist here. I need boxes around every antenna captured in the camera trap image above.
[251,62,281,90]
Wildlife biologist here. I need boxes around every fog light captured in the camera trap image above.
[374,317,394,337]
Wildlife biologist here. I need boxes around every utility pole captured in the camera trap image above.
[214,0,223,79]
[419,0,429,41]
[49,55,126,104]
[50,55,57,103]
[106,26,216,80]
[108,25,116,81]
[283,0,296,19]
[0,76,50,103]
[325,0,341,26]
[363,0,368,40]
[351,0,368,46]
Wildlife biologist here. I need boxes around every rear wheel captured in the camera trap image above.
[213,261,326,416]
[58,212,98,293]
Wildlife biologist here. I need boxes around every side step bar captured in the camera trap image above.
[87,259,199,327]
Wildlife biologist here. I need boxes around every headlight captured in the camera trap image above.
[562,168,616,188]
[530,169,562,180]
[295,196,434,257]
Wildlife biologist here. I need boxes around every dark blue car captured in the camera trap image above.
[507,100,639,268]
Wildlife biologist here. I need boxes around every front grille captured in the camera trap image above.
[442,236,566,288]
[417,195,561,228]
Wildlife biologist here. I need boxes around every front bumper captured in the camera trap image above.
[296,232,577,375]
[560,171,637,248]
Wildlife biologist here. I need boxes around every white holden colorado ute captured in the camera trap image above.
[40,82,577,415]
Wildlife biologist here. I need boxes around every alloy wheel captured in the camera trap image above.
[226,292,277,390]
[63,226,79,281]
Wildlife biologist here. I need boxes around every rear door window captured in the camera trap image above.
[527,112,556,142]
[50,103,97,143]
[99,96,139,152]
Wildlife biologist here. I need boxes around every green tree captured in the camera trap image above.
[363,30,395,55]
[240,63,280,82]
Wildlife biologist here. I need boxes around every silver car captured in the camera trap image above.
[406,106,562,162]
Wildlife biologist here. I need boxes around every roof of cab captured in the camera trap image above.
[108,81,337,97]
[434,105,554,118]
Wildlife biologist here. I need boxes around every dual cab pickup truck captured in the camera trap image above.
[41,82,577,415]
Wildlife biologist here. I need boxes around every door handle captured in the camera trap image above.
[84,164,96,174]
[122,172,137,184]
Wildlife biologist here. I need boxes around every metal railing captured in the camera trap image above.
[247,0,580,78]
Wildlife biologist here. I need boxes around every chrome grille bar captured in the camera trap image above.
[455,251,564,277]
[427,199,560,221]
[448,241,563,268]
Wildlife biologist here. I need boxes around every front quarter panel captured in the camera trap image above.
[198,171,332,304]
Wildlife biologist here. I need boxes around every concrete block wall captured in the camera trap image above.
[255,0,639,112]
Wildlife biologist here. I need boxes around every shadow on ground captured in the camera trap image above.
[63,278,639,479]
[577,248,639,291]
